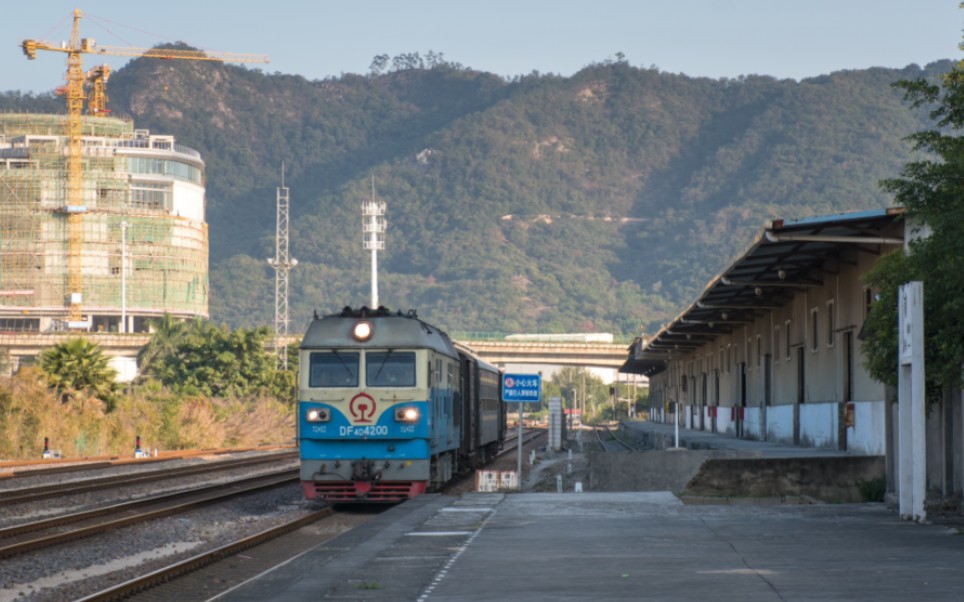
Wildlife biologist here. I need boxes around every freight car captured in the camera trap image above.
[298,306,505,503]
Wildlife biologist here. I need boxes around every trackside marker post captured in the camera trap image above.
[898,281,925,522]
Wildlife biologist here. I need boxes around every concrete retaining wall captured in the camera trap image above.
[685,455,885,503]
[588,451,885,502]
[598,425,885,501]
[589,450,747,493]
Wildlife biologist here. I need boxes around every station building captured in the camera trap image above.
[621,208,964,499]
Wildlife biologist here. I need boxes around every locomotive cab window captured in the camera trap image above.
[366,351,416,387]
[308,351,360,388]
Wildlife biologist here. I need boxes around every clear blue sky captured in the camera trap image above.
[2,0,960,94]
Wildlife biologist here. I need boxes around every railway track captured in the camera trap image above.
[0,447,330,602]
[0,446,294,479]
[113,432,550,600]
[75,507,341,602]
[0,469,298,559]
[499,427,545,458]
[0,451,297,506]
[594,424,636,451]
[5,437,546,600]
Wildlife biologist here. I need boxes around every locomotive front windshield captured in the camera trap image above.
[366,351,416,387]
[309,351,360,387]
[306,350,417,388]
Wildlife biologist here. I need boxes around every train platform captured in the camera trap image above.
[619,419,856,457]
[218,489,964,602]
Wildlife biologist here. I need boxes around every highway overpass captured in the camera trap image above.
[0,333,632,374]
[454,339,629,369]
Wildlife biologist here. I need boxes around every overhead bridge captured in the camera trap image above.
[0,333,151,361]
[0,333,630,374]
[454,339,628,369]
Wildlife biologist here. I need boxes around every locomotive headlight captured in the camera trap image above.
[306,408,330,423]
[352,320,373,342]
[395,407,420,423]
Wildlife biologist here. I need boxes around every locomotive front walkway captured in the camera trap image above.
[220,490,964,602]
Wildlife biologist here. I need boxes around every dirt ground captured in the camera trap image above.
[521,427,591,493]
[446,427,592,496]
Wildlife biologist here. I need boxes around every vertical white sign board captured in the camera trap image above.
[898,281,925,522]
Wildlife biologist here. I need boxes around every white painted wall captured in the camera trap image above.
[766,405,796,444]
[716,408,735,436]
[744,407,765,440]
[849,400,887,455]
[109,356,138,383]
[800,403,838,449]
[171,180,205,222]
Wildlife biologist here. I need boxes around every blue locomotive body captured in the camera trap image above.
[298,307,504,503]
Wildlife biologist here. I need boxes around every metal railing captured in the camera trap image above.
[452,332,635,345]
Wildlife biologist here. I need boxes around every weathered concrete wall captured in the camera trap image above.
[799,402,837,448]
[589,450,749,493]
[742,407,760,439]
[767,405,796,443]
[717,408,735,435]
[589,451,885,502]
[850,400,887,455]
[684,456,885,502]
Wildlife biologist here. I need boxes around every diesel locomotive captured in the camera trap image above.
[298,306,505,503]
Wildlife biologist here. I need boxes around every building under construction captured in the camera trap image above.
[0,113,208,333]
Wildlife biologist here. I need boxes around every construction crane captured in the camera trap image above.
[84,64,111,115]
[21,8,268,329]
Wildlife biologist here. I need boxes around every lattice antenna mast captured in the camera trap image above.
[268,164,296,369]
[362,176,386,308]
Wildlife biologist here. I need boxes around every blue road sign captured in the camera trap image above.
[502,373,541,403]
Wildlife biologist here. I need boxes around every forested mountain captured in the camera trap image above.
[1,56,949,337]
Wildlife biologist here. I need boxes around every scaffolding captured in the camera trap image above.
[0,113,208,332]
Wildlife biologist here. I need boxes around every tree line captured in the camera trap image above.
[4,54,946,339]
[0,317,295,459]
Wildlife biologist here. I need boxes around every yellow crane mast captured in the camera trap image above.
[85,64,111,116]
[21,8,268,328]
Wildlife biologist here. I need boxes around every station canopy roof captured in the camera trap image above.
[620,208,905,376]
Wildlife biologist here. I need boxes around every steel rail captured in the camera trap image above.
[0,470,298,559]
[497,429,545,458]
[0,451,297,506]
[595,425,635,452]
[74,508,337,602]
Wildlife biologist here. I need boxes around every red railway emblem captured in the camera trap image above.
[349,393,376,423]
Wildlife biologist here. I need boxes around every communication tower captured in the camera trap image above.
[268,166,296,369]
[362,178,386,308]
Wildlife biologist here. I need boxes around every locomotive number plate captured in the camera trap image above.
[339,425,389,437]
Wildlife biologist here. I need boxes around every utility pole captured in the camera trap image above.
[362,176,386,308]
[268,165,297,370]
[571,387,576,429]
[581,372,586,419]
[120,220,128,333]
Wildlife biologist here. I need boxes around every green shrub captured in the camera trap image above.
[857,477,886,502]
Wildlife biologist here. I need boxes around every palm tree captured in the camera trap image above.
[40,338,118,405]
[136,314,188,382]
